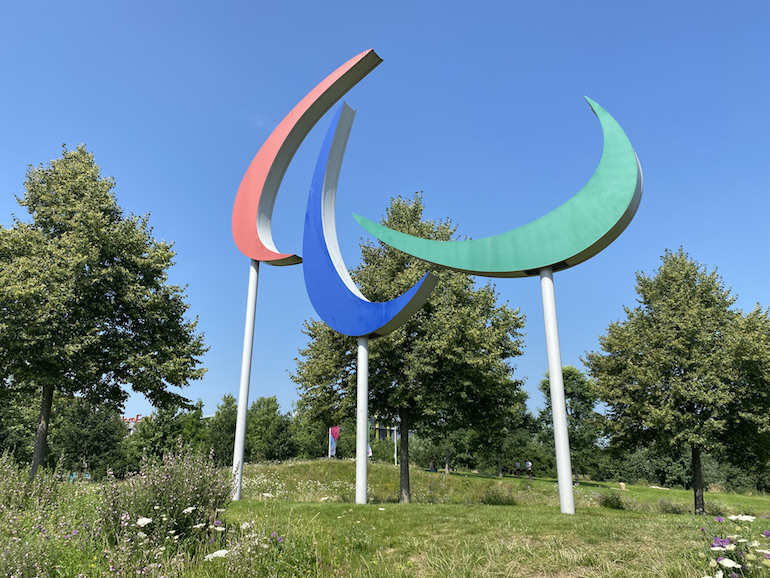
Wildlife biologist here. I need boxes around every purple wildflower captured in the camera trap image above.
[277,536,284,543]
[214,520,222,527]
[764,530,770,538]
[271,532,277,538]
[715,516,725,523]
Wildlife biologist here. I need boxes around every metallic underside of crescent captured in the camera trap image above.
[354,98,643,278]
[232,49,382,265]
[302,104,437,338]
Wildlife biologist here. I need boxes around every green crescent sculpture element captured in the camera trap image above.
[354,97,643,278]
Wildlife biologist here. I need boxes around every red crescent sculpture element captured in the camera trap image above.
[231,49,382,265]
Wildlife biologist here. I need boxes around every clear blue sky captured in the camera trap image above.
[1,1,768,420]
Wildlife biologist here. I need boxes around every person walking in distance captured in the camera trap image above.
[525,459,533,479]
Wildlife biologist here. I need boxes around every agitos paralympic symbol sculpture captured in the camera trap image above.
[230,49,643,514]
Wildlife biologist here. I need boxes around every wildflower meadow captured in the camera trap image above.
[2,449,770,577]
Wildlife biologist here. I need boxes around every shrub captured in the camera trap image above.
[480,484,517,506]
[657,498,687,514]
[99,442,232,546]
[597,491,625,510]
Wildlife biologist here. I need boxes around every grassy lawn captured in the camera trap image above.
[224,500,704,577]
[4,455,769,576]
[208,460,770,577]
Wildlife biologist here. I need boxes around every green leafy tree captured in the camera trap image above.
[0,145,207,479]
[537,366,602,482]
[206,393,238,467]
[293,194,525,502]
[290,398,330,459]
[0,386,38,464]
[585,248,770,514]
[47,397,128,479]
[123,401,207,471]
[176,400,207,451]
[245,396,296,462]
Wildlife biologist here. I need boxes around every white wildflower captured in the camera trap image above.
[153,505,160,510]
[728,514,756,522]
[204,549,229,561]
[718,558,741,569]
[193,523,206,529]
[182,506,196,514]
[136,517,153,527]
[240,521,253,530]
[378,508,385,511]
[261,493,274,498]
[137,531,147,539]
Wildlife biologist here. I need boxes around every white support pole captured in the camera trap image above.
[232,259,260,501]
[355,336,369,504]
[539,266,576,515]
[394,426,398,466]
[328,428,332,458]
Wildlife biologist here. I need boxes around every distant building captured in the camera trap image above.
[122,414,146,434]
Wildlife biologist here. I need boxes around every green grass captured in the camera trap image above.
[213,459,770,577]
[4,455,770,576]
[220,500,705,577]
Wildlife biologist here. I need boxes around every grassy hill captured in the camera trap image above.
[213,459,770,577]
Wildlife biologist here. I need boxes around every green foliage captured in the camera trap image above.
[537,366,603,480]
[0,387,37,463]
[207,393,238,466]
[47,396,129,479]
[586,248,770,512]
[597,491,626,510]
[0,145,207,475]
[99,444,231,548]
[245,396,296,462]
[123,402,208,471]
[290,398,329,459]
[370,437,396,463]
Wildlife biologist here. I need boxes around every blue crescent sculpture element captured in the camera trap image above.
[302,103,438,338]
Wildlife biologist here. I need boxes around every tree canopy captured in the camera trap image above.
[585,248,770,513]
[292,193,526,502]
[0,145,208,478]
[537,366,602,482]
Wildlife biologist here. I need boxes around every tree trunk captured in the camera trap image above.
[497,452,503,478]
[399,409,410,503]
[574,462,579,484]
[692,444,705,514]
[444,447,450,474]
[30,384,55,481]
